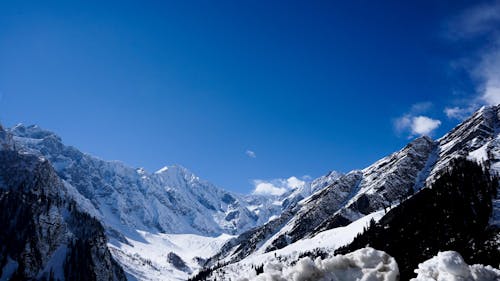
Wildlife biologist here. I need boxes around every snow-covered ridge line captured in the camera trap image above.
[5,123,344,280]
[7,123,266,237]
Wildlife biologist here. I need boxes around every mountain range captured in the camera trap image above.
[0,105,499,280]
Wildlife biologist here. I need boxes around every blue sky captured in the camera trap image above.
[0,0,499,194]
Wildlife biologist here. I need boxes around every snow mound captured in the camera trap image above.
[411,251,500,281]
[241,247,398,281]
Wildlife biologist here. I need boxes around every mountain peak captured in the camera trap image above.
[409,135,435,147]
[10,123,61,141]
[470,104,499,124]
[417,135,434,142]
[326,170,343,178]
[438,104,499,151]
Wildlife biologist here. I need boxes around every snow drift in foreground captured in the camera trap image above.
[229,248,500,281]
[240,247,399,281]
[411,251,500,281]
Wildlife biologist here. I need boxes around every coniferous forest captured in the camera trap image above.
[336,158,499,280]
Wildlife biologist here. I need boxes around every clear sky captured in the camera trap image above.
[0,0,499,194]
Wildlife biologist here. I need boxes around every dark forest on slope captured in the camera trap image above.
[336,158,499,280]
[0,150,126,281]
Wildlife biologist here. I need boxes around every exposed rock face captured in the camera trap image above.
[266,136,437,252]
[0,126,126,281]
[431,105,500,178]
[167,252,190,273]
[210,209,297,264]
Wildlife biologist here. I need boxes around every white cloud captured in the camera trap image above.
[394,103,441,137]
[253,181,288,196]
[444,105,477,120]
[444,107,466,119]
[286,176,306,189]
[483,85,500,105]
[448,1,500,39]
[245,150,256,158]
[477,48,500,105]
[445,1,500,109]
[411,116,441,135]
[252,176,308,196]
[394,115,412,133]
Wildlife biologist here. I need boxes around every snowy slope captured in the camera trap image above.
[109,232,233,281]
[203,211,388,281]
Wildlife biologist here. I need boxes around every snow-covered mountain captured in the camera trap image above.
[9,124,270,237]
[207,105,500,272]
[0,125,126,280]
[193,156,499,280]
[430,105,500,226]
[210,136,438,264]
